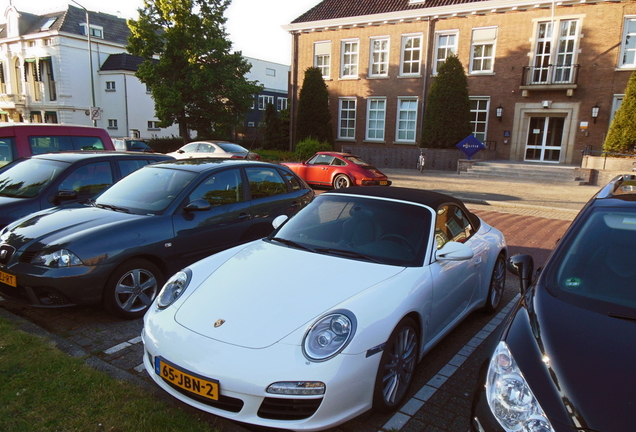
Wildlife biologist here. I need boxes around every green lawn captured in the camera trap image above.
[0,315,218,432]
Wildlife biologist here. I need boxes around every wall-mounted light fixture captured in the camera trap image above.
[591,103,600,124]
[496,104,503,122]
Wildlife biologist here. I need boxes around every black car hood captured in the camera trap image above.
[1,205,142,252]
[512,286,636,431]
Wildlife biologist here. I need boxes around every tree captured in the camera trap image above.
[604,71,636,154]
[296,67,333,146]
[421,55,472,148]
[127,0,261,143]
[263,104,289,150]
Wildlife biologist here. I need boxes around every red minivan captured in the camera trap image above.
[0,124,115,166]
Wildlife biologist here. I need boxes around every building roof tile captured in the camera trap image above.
[292,0,487,23]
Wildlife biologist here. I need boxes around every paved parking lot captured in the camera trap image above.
[0,169,589,432]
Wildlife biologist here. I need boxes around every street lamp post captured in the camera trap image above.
[70,0,97,127]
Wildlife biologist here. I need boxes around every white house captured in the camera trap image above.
[0,4,179,139]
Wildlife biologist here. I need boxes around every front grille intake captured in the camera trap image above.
[258,396,323,420]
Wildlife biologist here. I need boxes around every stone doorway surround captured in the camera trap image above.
[510,101,580,164]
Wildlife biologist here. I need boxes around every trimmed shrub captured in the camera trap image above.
[294,138,332,162]
[604,71,636,154]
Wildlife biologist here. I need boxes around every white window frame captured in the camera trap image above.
[469,97,490,143]
[258,95,274,110]
[148,121,160,130]
[105,81,116,91]
[530,19,580,84]
[619,16,636,69]
[81,23,104,39]
[107,119,118,129]
[395,97,418,143]
[433,30,459,74]
[400,34,423,76]
[470,27,497,74]
[314,41,331,78]
[277,97,288,111]
[366,97,386,141]
[369,37,390,77]
[338,98,357,140]
[340,39,359,78]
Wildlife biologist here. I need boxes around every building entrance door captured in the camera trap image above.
[524,116,565,162]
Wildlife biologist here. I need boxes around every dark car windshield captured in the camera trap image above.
[270,194,431,267]
[217,143,248,153]
[0,158,69,198]
[96,166,197,214]
[547,207,636,310]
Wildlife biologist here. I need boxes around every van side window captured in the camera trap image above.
[0,138,16,165]
[29,136,74,154]
[72,136,106,151]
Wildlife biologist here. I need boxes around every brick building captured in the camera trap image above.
[284,0,636,168]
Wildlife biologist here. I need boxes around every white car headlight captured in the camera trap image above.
[486,341,555,432]
[33,249,83,267]
[302,310,356,362]
[156,270,191,309]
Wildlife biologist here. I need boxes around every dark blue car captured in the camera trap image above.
[472,174,636,432]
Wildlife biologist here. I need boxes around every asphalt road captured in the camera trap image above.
[0,206,572,432]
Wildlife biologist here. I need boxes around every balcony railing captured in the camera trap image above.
[521,64,580,87]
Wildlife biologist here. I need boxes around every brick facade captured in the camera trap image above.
[285,0,636,168]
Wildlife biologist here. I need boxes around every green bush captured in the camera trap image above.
[255,149,296,162]
[294,138,332,162]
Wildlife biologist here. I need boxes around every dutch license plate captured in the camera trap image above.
[0,270,16,287]
[379,181,388,185]
[156,357,219,401]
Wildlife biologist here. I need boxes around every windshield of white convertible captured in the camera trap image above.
[550,207,636,309]
[271,194,431,267]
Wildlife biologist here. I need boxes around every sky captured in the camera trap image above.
[6,0,321,65]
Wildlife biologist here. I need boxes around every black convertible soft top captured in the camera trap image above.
[325,186,482,231]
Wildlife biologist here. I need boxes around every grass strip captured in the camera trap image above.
[0,315,218,432]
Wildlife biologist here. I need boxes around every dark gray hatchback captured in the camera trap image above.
[0,159,314,319]
[0,151,173,229]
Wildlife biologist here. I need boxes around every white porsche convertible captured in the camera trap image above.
[142,186,507,431]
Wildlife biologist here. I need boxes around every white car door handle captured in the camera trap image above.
[475,256,483,266]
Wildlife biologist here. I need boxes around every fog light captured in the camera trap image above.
[266,381,326,395]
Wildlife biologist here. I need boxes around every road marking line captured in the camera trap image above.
[103,336,144,355]
[380,294,520,432]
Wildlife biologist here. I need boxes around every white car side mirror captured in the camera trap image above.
[435,241,474,261]
[272,215,288,229]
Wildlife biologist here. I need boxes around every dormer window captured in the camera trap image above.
[80,23,104,39]
[41,17,56,31]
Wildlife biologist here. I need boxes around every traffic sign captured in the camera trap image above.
[90,107,101,121]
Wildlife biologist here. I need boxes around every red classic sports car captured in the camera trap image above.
[282,152,392,189]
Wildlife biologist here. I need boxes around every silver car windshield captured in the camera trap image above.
[272,194,431,267]
[0,158,68,198]
[96,166,197,214]
[552,207,636,309]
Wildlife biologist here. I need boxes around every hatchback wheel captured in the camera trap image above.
[103,259,164,319]
[373,317,419,411]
